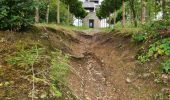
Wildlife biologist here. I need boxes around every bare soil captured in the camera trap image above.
[0,28,168,100]
[68,30,163,100]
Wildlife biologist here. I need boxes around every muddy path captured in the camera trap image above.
[68,30,158,100]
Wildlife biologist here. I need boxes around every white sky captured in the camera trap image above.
[79,0,103,3]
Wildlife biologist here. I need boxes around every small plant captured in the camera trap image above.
[7,46,44,67]
[50,84,62,97]
[161,60,170,74]
[132,33,146,42]
[49,49,70,97]
[138,54,150,63]
[6,46,44,100]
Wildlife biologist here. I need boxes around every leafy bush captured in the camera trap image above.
[140,19,170,40]
[132,33,146,42]
[0,0,35,30]
[161,60,170,74]
[138,38,170,63]
[143,19,170,31]
[147,38,170,57]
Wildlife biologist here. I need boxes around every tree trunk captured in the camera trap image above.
[108,13,111,28]
[162,0,166,19]
[122,0,126,28]
[114,9,117,25]
[130,9,133,23]
[57,0,60,24]
[141,0,146,24]
[78,18,79,27]
[154,0,157,19]
[129,0,137,27]
[70,14,73,25]
[46,0,50,23]
[67,5,70,25]
[35,0,39,23]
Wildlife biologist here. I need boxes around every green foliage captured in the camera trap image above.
[48,0,69,24]
[138,38,170,63]
[138,54,150,63]
[39,0,86,24]
[0,0,35,30]
[148,38,170,57]
[97,0,122,19]
[62,0,87,19]
[143,19,170,31]
[161,60,170,74]
[49,49,70,97]
[132,33,146,42]
[50,49,70,84]
[6,46,44,67]
[50,84,62,97]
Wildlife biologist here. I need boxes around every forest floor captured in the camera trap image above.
[0,26,169,100]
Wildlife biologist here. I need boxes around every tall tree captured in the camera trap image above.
[67,5,70,25]
[35,0,39,23]
[0,0,35,30]
[162,0,166,19]
[57,0,60,24]
[141,0,146,24]
[113,0,117,25]
[114,9,117,24]
[46,0,50,23]
[122,0,126,27]
[129,0,137,27]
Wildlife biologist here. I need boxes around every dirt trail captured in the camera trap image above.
[68,30,158,100]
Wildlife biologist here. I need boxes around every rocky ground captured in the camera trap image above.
[68,30,166,100]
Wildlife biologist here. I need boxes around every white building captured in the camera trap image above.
[73,0,109,28]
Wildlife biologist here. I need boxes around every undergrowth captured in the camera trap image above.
[49,49,70,97]
[5,43,70,99]
[161,60,170,74]
[6,45,44,99]
[131,19,170,75]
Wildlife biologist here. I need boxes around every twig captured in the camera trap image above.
[31,64,35,100]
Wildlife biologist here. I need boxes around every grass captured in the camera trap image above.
[35,23,116,33]
[114,21,142,35]
[35,23,90,31]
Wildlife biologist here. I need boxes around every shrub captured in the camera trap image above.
[148,38,170,57]
[161,60,170,74]
[0,0,35,30]
[143,19,170,31]
[6,46,44,67]
[138,38,170,63]
[132,33,146,42]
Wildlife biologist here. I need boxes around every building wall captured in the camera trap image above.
[83,12,100,28]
